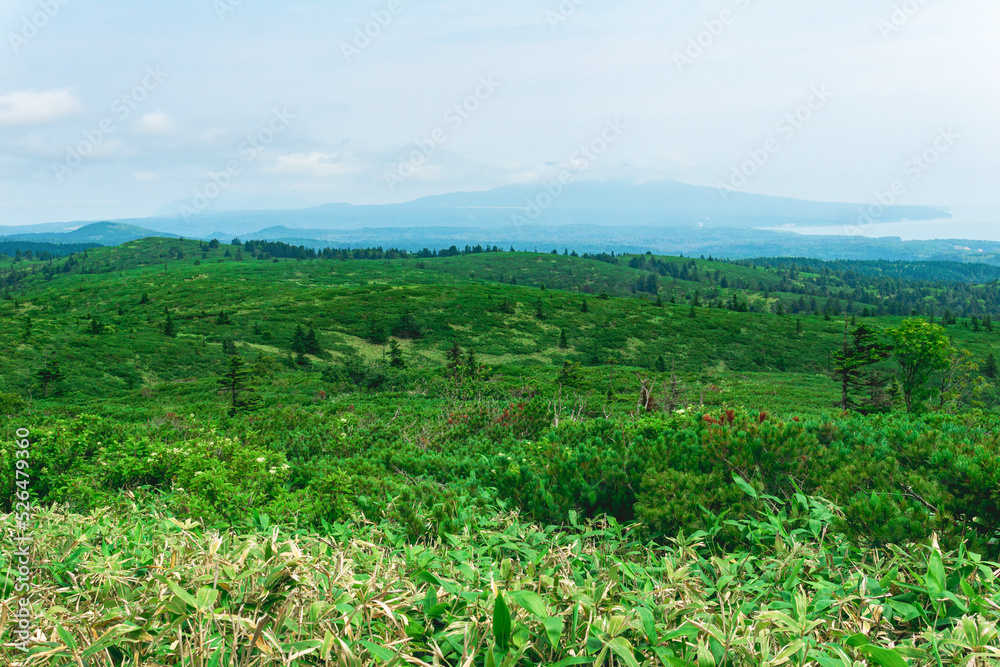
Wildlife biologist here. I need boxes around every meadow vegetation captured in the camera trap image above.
[1,238,999,665]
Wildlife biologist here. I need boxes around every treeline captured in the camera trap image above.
[237,239,626,262]
[626,253,1000,319]
[0,242,99,261]
[748,257,1000,284]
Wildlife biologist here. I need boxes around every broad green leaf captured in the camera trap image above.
[358,640,395,663]
[196,586,218,611]
[280,640,323,652]
[550,658,592,667]
[166,579,199,609]
[661,623,700,641]
[732,474,758,499]
[56,624,77,650]
[493,591,511,653]
[608,637,642,667]
[509,590,547,618]
[858,645,909,667]
[814,657,850,667]
[927,549,946,596]
[542,616,564,648]
[637,606,657,644]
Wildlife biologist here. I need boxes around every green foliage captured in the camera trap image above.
[387,338,405,369]
[217,355,260,416]
[8,237,1000,667]
[888,319,952,411]
[0,390,26,416]
[833,321,894,413]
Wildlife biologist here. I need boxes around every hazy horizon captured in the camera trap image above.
[2,1,998,236]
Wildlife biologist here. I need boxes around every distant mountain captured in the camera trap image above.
[2,180,951,241]
[0,222,178,245]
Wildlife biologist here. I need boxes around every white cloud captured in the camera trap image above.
[0,88,82,126]
[135,171,160,181]
[271,152,357,177]
[134,112,173,135]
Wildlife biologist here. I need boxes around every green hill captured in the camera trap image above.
[4,237,1000,665]
[3,238,999,413]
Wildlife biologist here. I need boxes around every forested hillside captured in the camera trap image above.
[2,238,999,666]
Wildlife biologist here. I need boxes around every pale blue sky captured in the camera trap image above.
[1,0,998,230]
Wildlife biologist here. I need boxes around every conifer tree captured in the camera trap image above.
[291,325,306,354]
[36,360,66,397]
[559,329,569,349]
[581,299,588,313]
[984,352,998,379]
[163,312,177,338]
[464,349,479,380]
[446,341,463,377]
[833,320,894,413]
[217,356,260,416]
[304,328,321,355]
[388,338,405,369]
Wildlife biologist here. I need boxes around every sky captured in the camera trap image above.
[1,0,998,236]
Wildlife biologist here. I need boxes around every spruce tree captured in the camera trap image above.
[581,299,588,313]
[984,353,998,379]
[833,320,893,413]
[465,349,479,380]
[217,356,260,416]
[163,312,177,338]
[291,325,306,354]
[559,329,569,349]
[304,328,321,355]
[446,341,463,377]
[36,361,66,397]
[388,338,405,369]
